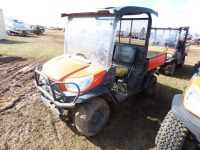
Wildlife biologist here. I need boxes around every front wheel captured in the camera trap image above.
[155,110,188,150]
[75,97,109,137]
[164,62,176,76]
[191,61,200,76]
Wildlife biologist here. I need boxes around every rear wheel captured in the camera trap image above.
[144,75,157,96]
[155,110,188,150]
[75,97,109,137]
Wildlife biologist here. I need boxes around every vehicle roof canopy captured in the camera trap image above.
[151,27,190,30]
[61,6,158,18]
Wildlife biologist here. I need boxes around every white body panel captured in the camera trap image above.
[0,9,7,40]
[5,17,32,35]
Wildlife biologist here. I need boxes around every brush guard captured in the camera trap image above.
[34,64,80,109]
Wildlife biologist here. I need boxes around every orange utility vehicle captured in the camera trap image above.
[155,61,200,149]
[149,27,189,76]
[34,6,166,136]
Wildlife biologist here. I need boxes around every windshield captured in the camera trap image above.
[64,16,117,67]
[149,28,180,49]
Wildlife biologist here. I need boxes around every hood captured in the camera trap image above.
[42,55,106,82]
[148,46,176,53]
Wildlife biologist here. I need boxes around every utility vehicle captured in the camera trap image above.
[5,17,32,36]
[30,25,45,35]
[155,61,200,149]
[34,6,166,136]
[149,27,190,76]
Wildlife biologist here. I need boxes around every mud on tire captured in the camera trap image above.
[75,97,109,137]
[155,110,188,150]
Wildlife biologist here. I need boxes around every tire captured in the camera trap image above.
[191,61,200,76]
[144,75,157,96]
[22,31,28,36]
[177,62,183,68]
[36,31,40,35]
[75,97,109,137]
[6,31,12,35]
[155,110,188,150]
[164,62,176,76]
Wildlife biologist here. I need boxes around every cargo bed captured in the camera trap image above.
[147,51,166,71]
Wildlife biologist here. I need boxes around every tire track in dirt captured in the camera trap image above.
[0,31,94,150]
[0,56,41,112]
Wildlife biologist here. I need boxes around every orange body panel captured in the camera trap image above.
[183,76,200,118]
[148,46,176,54]
[42,55,90,81]
[42,55,106,93]
[147,53,166,71]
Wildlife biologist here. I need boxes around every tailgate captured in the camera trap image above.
[147,51,166,71]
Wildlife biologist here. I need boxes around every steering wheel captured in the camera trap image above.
[89,49,106,64]
[76,53,87,59]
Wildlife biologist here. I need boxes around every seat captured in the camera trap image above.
[114,45,136,77]
[116,65,129,76]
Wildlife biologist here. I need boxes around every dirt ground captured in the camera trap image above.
[0,30,200,150]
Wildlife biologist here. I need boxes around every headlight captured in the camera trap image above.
[65,75,94,92]
[40,75,47,84]
[166,53,173,59]
[183,78,200,118]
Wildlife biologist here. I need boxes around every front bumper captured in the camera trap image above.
[34,64,80,109]
[172,94,200,142]
[165,57,176,63]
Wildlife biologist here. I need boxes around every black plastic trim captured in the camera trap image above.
[61,6,158,17]
[172,94,200,141]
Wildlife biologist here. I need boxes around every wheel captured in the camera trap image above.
[177,62,183,68]
[144,75,157,96]
[191,61,200,76]
[155,110,188,150]
[164,62,176,76]
[22,31,28,36]
[6,31,12,35]
[36,31,40,35]
[75,97,109,136]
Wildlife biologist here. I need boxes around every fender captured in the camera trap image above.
[76,86,118,104]
[143,68,158,88]
[148,68,159,76]
[172,94,200,142]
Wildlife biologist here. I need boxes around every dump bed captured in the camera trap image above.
[147,51,166,71]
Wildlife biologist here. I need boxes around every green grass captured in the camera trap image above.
[0,31,63,59]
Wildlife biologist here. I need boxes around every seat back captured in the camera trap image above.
[114,45,136,65]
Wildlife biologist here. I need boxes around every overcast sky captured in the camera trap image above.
[1,0,200,34]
